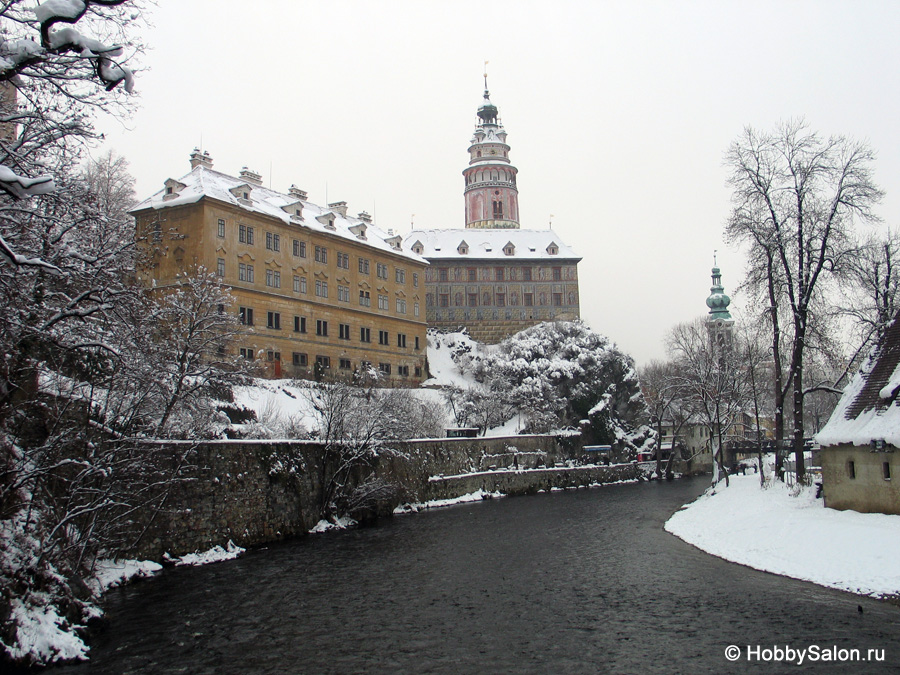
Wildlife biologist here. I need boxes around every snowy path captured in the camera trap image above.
[665,472,900,598]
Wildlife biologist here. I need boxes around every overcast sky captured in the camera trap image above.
[96,0,900,366]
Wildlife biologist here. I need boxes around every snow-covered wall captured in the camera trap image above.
[122,434,632,558]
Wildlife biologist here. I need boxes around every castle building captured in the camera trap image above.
[132,151,428,384]
[405,83,581,344]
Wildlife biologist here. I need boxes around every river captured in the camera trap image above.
[51,476,899,674]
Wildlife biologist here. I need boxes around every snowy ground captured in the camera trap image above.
[665,472,900,598]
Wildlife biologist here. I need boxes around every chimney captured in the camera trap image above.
[288,185,308,201]
[189,148,213,170]
[357,211,372,223]
[239,166,263,186]
[328,201,348,217]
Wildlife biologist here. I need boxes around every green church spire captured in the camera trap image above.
[706,256,732,320]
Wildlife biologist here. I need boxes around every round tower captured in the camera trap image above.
[463,80,520,229]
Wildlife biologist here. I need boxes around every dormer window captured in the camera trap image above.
[163,178,187,201]
[503,242,515,256]
[547,242,559,255]
[457,240,469,255]
[166,186,173,195]
[411,240,424,255]
[229,183,253,205]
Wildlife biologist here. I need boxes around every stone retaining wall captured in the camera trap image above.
[125,434,640,560]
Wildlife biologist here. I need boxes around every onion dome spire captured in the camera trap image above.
[706,255,732,320]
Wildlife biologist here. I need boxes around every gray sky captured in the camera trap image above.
[96,0,900,365]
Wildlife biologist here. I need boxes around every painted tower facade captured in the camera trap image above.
[463,86,520,230]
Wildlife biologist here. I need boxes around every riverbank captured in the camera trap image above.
[665,472,900,598]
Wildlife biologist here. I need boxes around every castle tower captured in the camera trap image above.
[706,260,734,349]
[463,79,520,229]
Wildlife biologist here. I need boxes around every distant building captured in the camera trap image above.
[406,82,581,344]
[132,150,428,385]
[817,314,900,515]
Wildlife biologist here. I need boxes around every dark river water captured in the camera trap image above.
[51,477,900,674]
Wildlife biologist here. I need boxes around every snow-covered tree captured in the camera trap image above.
[470,321,651,452]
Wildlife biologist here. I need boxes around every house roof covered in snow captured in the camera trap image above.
[403,228,580,262]
[131,157,427,264]
[817,314,900,448]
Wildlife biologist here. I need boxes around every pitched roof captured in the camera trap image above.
[403,228,580,261]
[131,165,427,264]
[817,314,900,447]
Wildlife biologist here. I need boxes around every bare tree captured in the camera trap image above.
[640,359,692,479]
[667,318,750,486]
[83,149,137,221]
[725,120,883,480]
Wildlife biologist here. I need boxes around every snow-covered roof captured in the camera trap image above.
[817,315,900,448]
[404,228,580,262]
[132,164,427,264]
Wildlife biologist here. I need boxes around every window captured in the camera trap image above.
[294,316,306,333]
[524,293,534,307]
[266,350,281,363]
[397,365,409,377]
[315,246,327,264]
[292,352,308,367]
[265,232,281,252]
[217,258,225,277]
[414,366,422,378]
[439,294,449,307]
[339,323,350,340]
[338,285,350,303]
[239,263,247,281]
[885,462,892,481]
[467,268,477,282]
[359,258,370,274]
[379,330,389,346]
[246,265,254,283]
[413,273,419,287]
[294,275,301,293]
[316,355,331,369]
[315,280,328,298]
[360,327,371,343]
[217,218,225,238]
[553,293,563,306]
[339,358,352,370]
[240,347,254,360]
[415,336,420,350]
[467,293,478,307]
[293,240,306,257]
[359,290,371,307]
[439,268,448,282]
[395,268,406,284]
[239,224,247,243]
[552,267,562,281]
[492,200,503,218]
[316,319,328,336]
[414,302,419,317]
[239,307,254,326]
[337,252,350,269]
[266,269,281,288]
[379,363,391,375]
[378,294,389,311]
[522,267,532,281]
[495,267,504,281]
[377,263,388,279]
[496,293,506,307]
[396,298,407,314]
[267,311,281,329]
[397,333,407,348]
[848,460,856,479]
[300,277,307,294]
